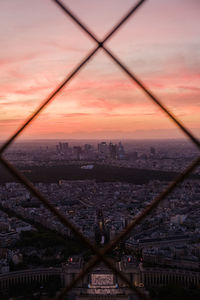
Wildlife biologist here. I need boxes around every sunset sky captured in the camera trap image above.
[0,0,200,140]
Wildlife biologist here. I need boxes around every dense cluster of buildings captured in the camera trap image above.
[55,141,126,160]
[0,140,199,298]
[4,140,199,175]
[0,178,200,277]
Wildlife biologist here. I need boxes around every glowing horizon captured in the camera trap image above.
[0,0,200,141]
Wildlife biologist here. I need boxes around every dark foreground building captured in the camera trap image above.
[0,255,200,299]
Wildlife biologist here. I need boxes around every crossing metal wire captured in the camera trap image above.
[0,0,199,299]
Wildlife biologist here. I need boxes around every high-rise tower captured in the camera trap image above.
[94,209,109,246]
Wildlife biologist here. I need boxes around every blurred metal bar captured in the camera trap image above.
[0,46,100,155]
[102,47,200,149]
[53,0,147,44]
[53,0,200,149]
[0,1,150,297]
[56,157,200,299]
[96,157,200,255]
[56,253,149,300]
[0,0,146,155]
[0,155,148,299]
[0,0,199,299]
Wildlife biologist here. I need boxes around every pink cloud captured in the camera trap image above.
[178,86,200,92]
[0,53,40,67]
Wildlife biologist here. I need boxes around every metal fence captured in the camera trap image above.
[0,0,199,299]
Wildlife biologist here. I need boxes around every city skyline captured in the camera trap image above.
[0,0,200,140]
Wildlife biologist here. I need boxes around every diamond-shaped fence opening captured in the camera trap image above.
[0,0,199,299]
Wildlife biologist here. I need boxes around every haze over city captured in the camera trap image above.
[0,1,200,299]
